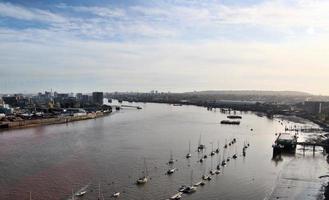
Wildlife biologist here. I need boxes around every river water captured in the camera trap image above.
[0,102,328,200]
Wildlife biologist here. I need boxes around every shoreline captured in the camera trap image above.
[0,111,111,131]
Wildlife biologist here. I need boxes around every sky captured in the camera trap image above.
[0,0,329,94]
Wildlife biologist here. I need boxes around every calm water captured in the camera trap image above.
[0,103,327,200]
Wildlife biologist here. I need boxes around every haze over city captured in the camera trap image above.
[1,0,329,94]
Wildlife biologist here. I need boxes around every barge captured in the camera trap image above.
[220,120,240,125]
[227,115,242,119]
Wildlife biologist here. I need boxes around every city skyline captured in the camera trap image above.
[1,0,329,94]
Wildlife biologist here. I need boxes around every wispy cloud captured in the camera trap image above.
[0,2,66,23]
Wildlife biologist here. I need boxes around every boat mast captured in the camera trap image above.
[98,183,101,200]
[72,189,75,200]
[144,158,148,177]
[189,140,191,154]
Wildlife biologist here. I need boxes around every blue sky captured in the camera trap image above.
[1,0,329,94]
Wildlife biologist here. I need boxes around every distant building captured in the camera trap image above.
[303,101,329,114]
[76,93,83,100]
[92,92,104,105]
[2,96,18,107]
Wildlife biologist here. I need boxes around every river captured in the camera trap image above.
[0,102,328,200]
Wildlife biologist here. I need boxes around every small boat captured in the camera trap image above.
[170,192,182,200]
[215,170,220,175]
[210,142,215,156]
[221,160,226,166]
[202,175,212,181]
[224,139,228,149]
[197,135,206,151]
[167,168,177,175]
[75,191,86,197]
[203,154,208,159]
[75,184,89,197]
[112,192,120,198]
[226,157,230,162]
[183,186,197,194]
[183,171,197,194]
[194,181,205,187]
[232,154,237,159]
[199,158,204,163]
[178,185,187,192]
[137,158,148,185]
[168,151,175,164]
[186,141,192,159]
[137,176,148,184]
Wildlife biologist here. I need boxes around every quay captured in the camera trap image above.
[273,132,329,155]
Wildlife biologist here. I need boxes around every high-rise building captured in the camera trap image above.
[92,92,104,105]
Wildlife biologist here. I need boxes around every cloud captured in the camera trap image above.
[1,1,329,93]
[0,2,66,23]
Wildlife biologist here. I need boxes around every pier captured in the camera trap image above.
[296,141,327,153]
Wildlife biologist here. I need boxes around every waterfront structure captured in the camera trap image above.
[92,92,104,105]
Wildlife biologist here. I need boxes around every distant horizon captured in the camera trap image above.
[0,89,326,96]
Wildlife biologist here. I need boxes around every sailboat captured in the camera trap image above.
[168,151,175,164]
[197,135,205,151]
[215,140,220,153]
[203,149,208,159]
[75,184,89,197]
[136,158,148,185]
[216,152,221,173]
[112,182,120,198]
[209,156,216,175]
[186,140,192,159]
[232,146,238,159]
[202,166,212,181]
[210,142,215,156]
[112,192,120,198]
[183,170,197,194]
[221,148,227,166]
[167,167,177,175]
[243,146,246,157]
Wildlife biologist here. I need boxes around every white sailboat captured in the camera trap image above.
[75,184,88,197]
[112,182,120,198]
[137,158,148,185]
[167,167,177,175]
[186,140,192,159]
[210,142,215,156]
